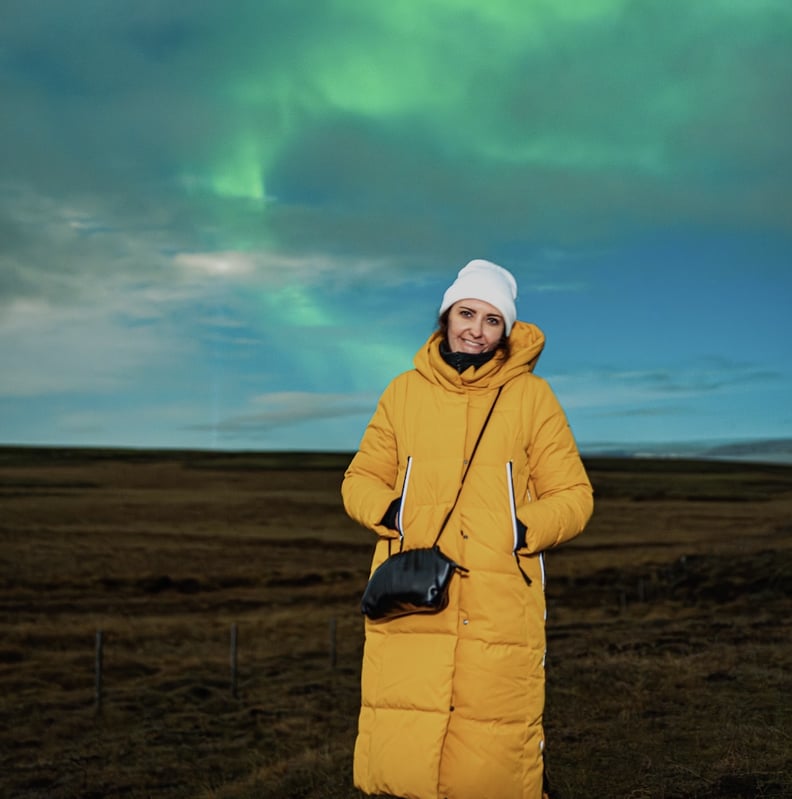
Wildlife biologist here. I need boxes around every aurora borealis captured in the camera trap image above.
[1,0,790,457]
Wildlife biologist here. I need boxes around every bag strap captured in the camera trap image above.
[430,385,503,547]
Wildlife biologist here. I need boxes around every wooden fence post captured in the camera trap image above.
[94,629,104,715]
[230,623,238,699]
[329,617,337,669]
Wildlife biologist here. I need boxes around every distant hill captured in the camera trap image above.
[582,437,792,465]
[2,438,792,467]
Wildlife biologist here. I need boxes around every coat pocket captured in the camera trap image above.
[396,455,413,544]
[507,460,533,586]
[505,460,520,553]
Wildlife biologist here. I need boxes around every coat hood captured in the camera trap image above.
[414,320,546,392]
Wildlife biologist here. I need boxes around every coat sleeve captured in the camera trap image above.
[341,380,403,537]
[516,378,593,553]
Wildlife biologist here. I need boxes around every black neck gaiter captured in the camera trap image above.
[440,340,498,373]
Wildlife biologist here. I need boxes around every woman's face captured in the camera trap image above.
[446,299,505,354]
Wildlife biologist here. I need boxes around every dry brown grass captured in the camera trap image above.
[0,447,790,798]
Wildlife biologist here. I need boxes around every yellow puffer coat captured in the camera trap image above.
[342,321,593,799]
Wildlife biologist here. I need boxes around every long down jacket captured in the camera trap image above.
[342,321,593,799]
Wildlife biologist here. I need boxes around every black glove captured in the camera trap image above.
[515,519,527,550]
[380,498,401,531]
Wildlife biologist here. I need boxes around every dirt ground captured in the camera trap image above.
[0,447,790,798]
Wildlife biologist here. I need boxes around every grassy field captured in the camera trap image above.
[0,447,790,799]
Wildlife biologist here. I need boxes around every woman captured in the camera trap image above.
[342,259,593,799]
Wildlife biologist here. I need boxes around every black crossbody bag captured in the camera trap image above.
[360,387,502,621]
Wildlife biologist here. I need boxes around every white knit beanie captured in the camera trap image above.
[439,259,518,335]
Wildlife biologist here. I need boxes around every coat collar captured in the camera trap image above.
[414,320,546,392]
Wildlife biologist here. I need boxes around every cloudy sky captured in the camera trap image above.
[1,0,790,457]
